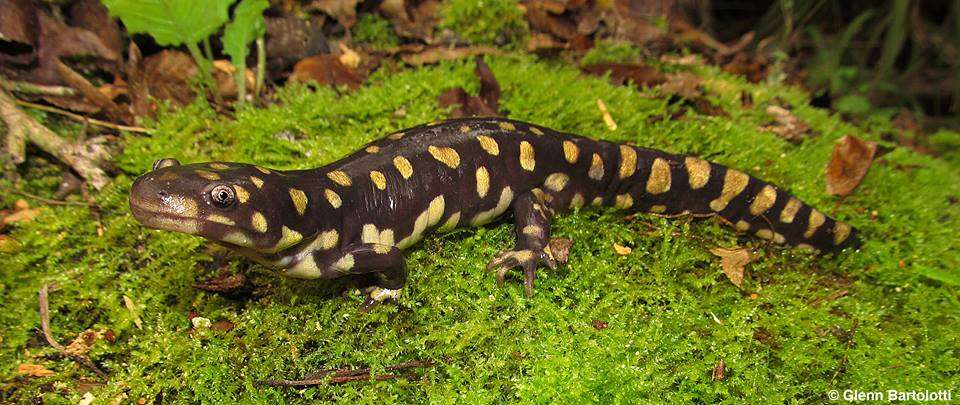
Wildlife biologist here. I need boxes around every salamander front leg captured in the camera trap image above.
[330,243,407,312]
[487,190,557,296]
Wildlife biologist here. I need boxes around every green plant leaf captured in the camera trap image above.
[102,0,236,46]
[834,94,872,115]
[222,0,268,68]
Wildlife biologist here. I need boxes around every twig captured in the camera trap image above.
[255,359,436,387]
[14,99,153,134]
[255,35,266,98]
[54,59,131,124]
[0,80,77,97]
[39,283,109,379]
[0,185,93,206]
[0,88,111,189]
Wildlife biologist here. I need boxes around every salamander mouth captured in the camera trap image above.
[129,203,204,235]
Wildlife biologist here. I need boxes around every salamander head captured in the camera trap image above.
[129,158,306,254]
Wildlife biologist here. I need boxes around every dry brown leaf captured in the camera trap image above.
[825,135,877,197]
[17,363,54,377]
[2,208,41,225]
[0,0,37,56]
[310,0,359,28]
[289,54,363,89]
[141,50,199,105]
[437,57,501,118]
[581,63,666,87]
[613,243,632,255]
[525,0,579,40]
[547,237,573,264]
[68,0,123,57]
[712,359,726,381]
[64,330,99,357]
[660,72,703,99]
[26,13,119,85]
[264,16,330,75]
[710,247,751,287]
[400,46,499,66]
[14,199,29,211]
[760,105,812,142]
[212,60,255,98]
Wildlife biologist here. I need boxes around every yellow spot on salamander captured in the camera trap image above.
[650,205,667,213]
[324,189,341,208]
[684,157,710,189]
[618,145,637,179]
[563,141,579,163]
[255,166,271,175]
[735,220,751,231]
[388,132,404,140]
[370,171,387,190]
[251,211,268,233]
[498,121,516,131]
[709,169,750,212]
[206,215,235,226]
[570,193,585,208]
[286,255,321,279]
[615,194,633,209]
[459,125,471,133]
[393,156,413,179]
[233,185,250,204]
[438,212,461,232]
[522,225,542,237]
[289,188,308,215]
[365,145,380,153]
[195,170,220,181]
[833,222,852,245]
[749,185,777,216]
[645,158,672,194]
[158,172,179,181]
[477,135,500,156]
[274,226,303,251]
[332,254,355,273]
[249,176,264,189]
[756,229,774,240]
[398,196,446,249]
[804,210,826,238]
[327,170,352,186]
[780,198,802,223]
[529,126,544,136]
[519,141,535,171]
[362,224,395,246]
[317,230,339,250]
[589,153,604,180]
[471,187,514,226]
[209,163,230,170]
[476,167,490,198]
[591,196,603,206]
[544,173,569,192]
[428,145,460,168]
[373,244,393,254]
[222,232,252,247]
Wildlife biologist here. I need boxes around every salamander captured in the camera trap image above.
[129,117,857,307]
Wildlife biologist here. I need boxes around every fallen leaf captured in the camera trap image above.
[759,105,812,142]
[141,50,198,105]
[25,13,119,85]
[525,0,579,40]
[65,330,99,357]
[264,16,330,75]
[193,272,250,294]
[601,0,670,45]
[399,46,499,66]
[591,319,608,330]
[289,54,363,89]
[211,320,236,332]
[712,359,725,381]
[338,43,360,69]
[825,135,877,197]
[309,0,359,29]
[580,63,666,87]
[379,0,439,41]
[2,208,41,225]
[613,243,632,255]
[597,99,617,130]
[660,72,703,99]
[68,0,123,57]
[14,199,29,211]
[0,0,37,62]
[17,363,54,377]
[437,57,501,117]
[547,237,573,264]
[526,32,565,53]
[212,59,255,98]
[710,247,751,287]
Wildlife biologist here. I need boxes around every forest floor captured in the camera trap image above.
[1,53,958,402]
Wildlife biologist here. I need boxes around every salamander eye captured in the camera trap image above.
[210,185,236,208]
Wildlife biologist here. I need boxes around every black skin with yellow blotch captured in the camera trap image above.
[129,117,858,307]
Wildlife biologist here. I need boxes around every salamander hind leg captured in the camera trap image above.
[487,190,558,297]
[329,243,407,312]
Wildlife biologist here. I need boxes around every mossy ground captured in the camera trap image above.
[1,54,958,403]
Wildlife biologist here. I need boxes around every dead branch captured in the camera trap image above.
[0,80,77,97]
[0,87,111,189]
[14,99,153,134]
[255,359,436,387]
[54,59,131,124]
[39,283,109,379]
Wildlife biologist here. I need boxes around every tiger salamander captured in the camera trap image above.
[129,117,857,307]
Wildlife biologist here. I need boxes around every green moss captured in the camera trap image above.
[439,0,529,47]
[580,40,643,65]
[1,55,958,402]
[353,13,400,49]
